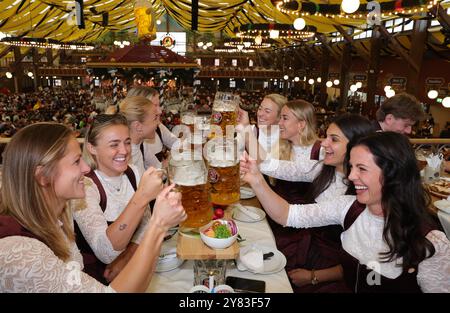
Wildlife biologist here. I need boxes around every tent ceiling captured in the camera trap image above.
[0,0,448,43]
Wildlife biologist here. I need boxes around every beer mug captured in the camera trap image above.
[210,92,239,138]
[168,156,213,233]
[205,137,241,206]
[180,111,196,137]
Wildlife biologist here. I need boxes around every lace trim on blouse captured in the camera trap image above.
[0,236,115,293]
[259,144,324,182]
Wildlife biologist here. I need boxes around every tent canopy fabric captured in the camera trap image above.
[0,0,447,42]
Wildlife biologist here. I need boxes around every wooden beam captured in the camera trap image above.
[319,46,330,106]
[316,34,340,61]
[334,24,371,63]
[292,47,307,68]
[431,3,450,30]
[334,24,353,43]
[13,47,23,93]
[406,18,429,95]
[303,45,319,64]
[0,46,13,60]
[338,42,352,111]
[378,24,420,73]
[367,26,381,118]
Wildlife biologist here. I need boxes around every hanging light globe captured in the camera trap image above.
[308,78,314,85]
[333,79,340,85]
[350,84,358,92]
[384,85,392,92]
[326,81,333,88]
[293,18,306,30]
[6,72,12,79]
[355,82,362,89]
[341,0,360,14]
[443,97,450,108]
[283,75,289,80]
[386,89,396,98]
[254,35,263,45]
[316,77,322,83]
[294,76,300,82]
[427,90,438,99]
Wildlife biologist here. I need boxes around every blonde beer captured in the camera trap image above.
[210,92,239,138]
[169,158,212,232]
[210,109,237,137]
[177,184,212,229]
[208,161,240,205]
[205,137,241,205]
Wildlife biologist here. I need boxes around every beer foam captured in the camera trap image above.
[208,158,238,167]
[170,160,207,186]
[204,138,240,167]
[181,114,195,124]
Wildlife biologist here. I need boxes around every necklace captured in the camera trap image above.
[97,171,124,193]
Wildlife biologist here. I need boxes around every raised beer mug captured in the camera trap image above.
[210,92,239,138]
[205,137,241,206]
[180,111,196,137]
[168,156,213,233]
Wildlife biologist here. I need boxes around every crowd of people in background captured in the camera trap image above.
[0,82,443,140]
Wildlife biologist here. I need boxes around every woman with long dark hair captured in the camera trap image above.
[241,132,450,292]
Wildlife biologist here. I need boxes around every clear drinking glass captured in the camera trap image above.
[193,259,227,288]
[205,137,241,206]
[210,92,239,138]
[168,156,213,233]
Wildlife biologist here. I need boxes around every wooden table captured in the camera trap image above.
[176,193,263,260]
[176,206,239,260]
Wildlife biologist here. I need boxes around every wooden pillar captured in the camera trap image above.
[366,27,381,118]
[406,18,428,95]
[32,48,39,91]
[338,42,352,111]
[13,47,22,93]
[319,46,330,106]
[46,49,54,88]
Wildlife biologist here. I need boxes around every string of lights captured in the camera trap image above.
[234,23,316,41]
[0,37,95,51]
[275,0,438,19]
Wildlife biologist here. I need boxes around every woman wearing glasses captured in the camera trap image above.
[74,113,165,283]
[0,123,186,292]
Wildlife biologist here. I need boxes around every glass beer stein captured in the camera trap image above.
[210,92,239,138]
[205,137,241,206]
[168,156,213,233]
[180,111,196,137]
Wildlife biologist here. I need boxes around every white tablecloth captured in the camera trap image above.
[147,217,293,293]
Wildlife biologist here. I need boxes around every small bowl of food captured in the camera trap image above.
[200,219,238,249]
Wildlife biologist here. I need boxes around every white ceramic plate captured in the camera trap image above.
[232,205,266,223]
[434,199,450,214]
[156,248,184,273]
[237,244,286,275]
[240,186,256,199]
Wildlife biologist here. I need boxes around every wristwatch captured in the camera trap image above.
[311,269,319,285]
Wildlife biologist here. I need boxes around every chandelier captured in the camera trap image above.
[223,38,274,50]
[0,37,95,51]
[234,23,316,42]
